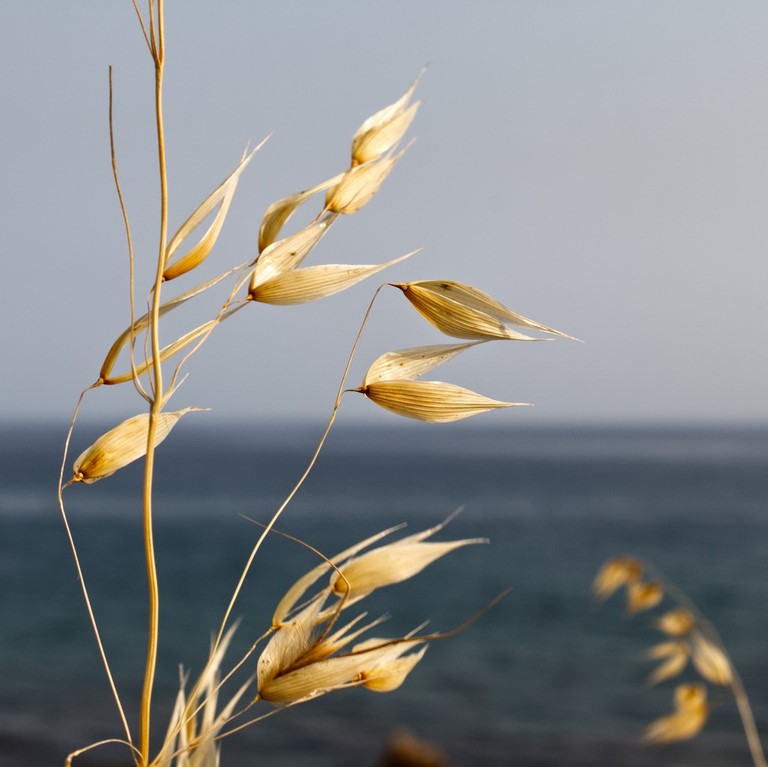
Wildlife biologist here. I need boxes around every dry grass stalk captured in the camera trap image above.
[594,556,766,766]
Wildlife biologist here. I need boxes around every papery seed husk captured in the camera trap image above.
[259,173,345,252]
[691,632,732,686]
[325,154,401,215]
[360,379,530,423]
[100,266,243,382]
[646,642,690,686]
[103,320,219,386]
[360,645,428,692]
[250,252,413,305]
[331,539,486,599]
[396,281,576,341]
[164,145,262,281]
[353,102,420,166]
[249,220,330,292]
[72,408,199,484]
[626,580,664,614]
[592,557,643,600]
[351,72,422,165]
[272,525,405,626]
[656,608,695,637]
[257,595,328,689]
[363,343,483,386]
[643,684,709,744]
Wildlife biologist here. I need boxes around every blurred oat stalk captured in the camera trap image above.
[593,556,766,767]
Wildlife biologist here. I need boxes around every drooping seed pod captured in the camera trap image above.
[393,280,576,341]
[646,641,690,686]
[655,608,695,637]
[249,220,331,293]
[643,684,709,744]
[163,144,262,281]
[249,251,414,305]
[351,71,422,165]
[592,557,644,600]
[690,632,733,686]
[626,580,664,614]
[325,152,403,215]
[330,536,487,600]
[259,173,345,252]
[358,379,529,423]
[71,408,199,484]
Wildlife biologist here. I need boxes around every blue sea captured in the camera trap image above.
[1,422,767,766]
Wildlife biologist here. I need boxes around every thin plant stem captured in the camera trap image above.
[66,738,142,767]
[213,283,388,648]
[175,283,391,727]
[57,387,133,747]
[108,66,149,404]
[139,1,167,762]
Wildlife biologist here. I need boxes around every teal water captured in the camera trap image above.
[1,423,767,766]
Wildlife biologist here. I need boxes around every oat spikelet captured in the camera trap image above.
[626,580,664,615]
[249,220,331,292]
[71,408,199,484]
[691,631,733,686]
[249,252,414,305]
[655,608,695,637]
[394,280,576,341]
[363,343,484,385]
[330,537,487,600]
[646,641,690,686]
[259,173,345,252]
[325,151,404,215]
[359,379,529,423]
[351,72,422,165]
[163,145,262,281]
[257,640,427,704]
[643,683,709,744]
[592,557,643,600]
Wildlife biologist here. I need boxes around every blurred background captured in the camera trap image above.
[1,2,767,766]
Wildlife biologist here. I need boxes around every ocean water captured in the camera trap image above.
[1,422,767,766]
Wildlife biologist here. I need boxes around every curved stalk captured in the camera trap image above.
[58,388,133,747]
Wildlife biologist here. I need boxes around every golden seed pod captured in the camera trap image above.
[99,268,240,383]
[258,640,426,704]
[355,642,428,692]
[330,538,487,600]
[655,608,695,637]
[163,145,262,281]
[643,683,709,744]
[102,320,219,386]
[394,280,576,341]
[71,408,198,484]
[592,557,644,601]
[625,580,664,614]
[259,173,345,252]
[257,596,328,691]
[325,153,402,215]
[358,379,530,423]
[690,632,733,686]
[249,220,330,293]
[646,641,690,686]
[249,251,414,305]
[351,71,422,165]
[362,343,482,386]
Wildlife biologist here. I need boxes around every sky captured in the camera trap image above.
[2,1,767,427]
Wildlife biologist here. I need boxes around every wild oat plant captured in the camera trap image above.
[594,556,767,767]
[56,4,572,766]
